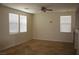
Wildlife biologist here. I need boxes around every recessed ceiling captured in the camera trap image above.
[2,3,79,13]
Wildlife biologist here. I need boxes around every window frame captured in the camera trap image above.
[9,13,19,34]
[9,13,27,34]
[20,15,27,33]
[60,16,72,33]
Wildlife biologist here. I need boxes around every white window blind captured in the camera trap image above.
[60,16,71,32]
[9,13,19,33]
[9,13,27,34]
[20,15,27,32]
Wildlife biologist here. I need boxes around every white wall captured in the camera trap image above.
[0,5,33,50]
[33,11,75,42]
[75,8,79,29]
[75,8,79,54]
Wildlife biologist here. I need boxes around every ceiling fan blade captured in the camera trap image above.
[47,9,53,11]
[41,6,53,12]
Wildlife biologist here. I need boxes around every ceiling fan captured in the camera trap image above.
[41,6,53,12]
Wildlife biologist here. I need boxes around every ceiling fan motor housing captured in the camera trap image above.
[41,7,47,12]
[41,7,52,12]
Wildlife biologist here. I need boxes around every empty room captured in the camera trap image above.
[0,3,79,55]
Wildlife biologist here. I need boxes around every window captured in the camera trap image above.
[9,13,19,33]
[20,15,27,32]
[60,16,71,32]
[9,13,27,34]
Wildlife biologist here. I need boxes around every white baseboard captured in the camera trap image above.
[32,38,73,43]
[0,39,32,51]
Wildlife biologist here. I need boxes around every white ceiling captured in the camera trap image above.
[2,3,79,13]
